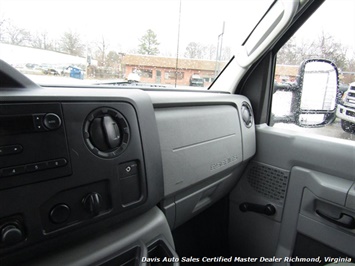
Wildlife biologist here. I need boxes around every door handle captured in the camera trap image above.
[316,210,355,229]
[239,202,276,216]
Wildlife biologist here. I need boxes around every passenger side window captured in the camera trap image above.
[270,0,355,141]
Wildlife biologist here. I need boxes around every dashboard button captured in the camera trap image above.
[33,114,43,122]
[119,161,138,178]
[0,145,23,156]
[47,158,67,168]
[50,204,71,224]
[2,166,26,177]
[1,224,24,245]
[33,114,45,131]
[26,162,48,173]
[43,113,61,130]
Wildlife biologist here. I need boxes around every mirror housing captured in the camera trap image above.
[296,59,338,127]
[273,59,339,127]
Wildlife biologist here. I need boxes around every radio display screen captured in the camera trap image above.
[0,115,35,135]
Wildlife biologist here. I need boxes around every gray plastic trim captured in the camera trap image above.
[230,161,290,223]
[298,215,355,257]
[346,183,355,211]
[155,105,242,196]
[298,188,355,257]
[229,161,288,258]
[274,167,354,265]
[254,124,355,181]
[26,207,174,266]
[148,90,256,161]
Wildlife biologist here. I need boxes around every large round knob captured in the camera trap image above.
[1,224,24,246]
[43,113,62,130]
[82,192,102,216]
[89,115,121,151]
[83,108,130,158]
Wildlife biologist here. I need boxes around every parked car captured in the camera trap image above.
[336,82,355,133]
[189,74,204,87]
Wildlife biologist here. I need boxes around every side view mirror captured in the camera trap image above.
[273,59,338,127]
[296,59,338,127]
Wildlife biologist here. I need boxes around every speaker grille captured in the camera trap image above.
[247,163,288,202]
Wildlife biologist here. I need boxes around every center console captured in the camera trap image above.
[0,88,170,265]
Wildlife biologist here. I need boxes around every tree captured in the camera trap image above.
[93,36,108,66]
[59,30,85,57]
[0,15,7,42]
[137,29,159,55]
[310,31,347,70]
[221,46,232,61]
[105,51,119,67]
[207,44,216,60]
[184,42,204,59]
[277,33,348,69]
[4,23,31,45]
[346,52,355,72]
[184,43,230,60]
[30,30,51,50]
[277,36,298,65]
[276,36,312,65]
[343,51,355,84]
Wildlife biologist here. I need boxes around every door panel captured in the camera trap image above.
[229,124,355,262]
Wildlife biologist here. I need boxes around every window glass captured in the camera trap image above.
[271,0,355,141]
[0,0,272,88]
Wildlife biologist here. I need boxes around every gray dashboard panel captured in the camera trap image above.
[148,91,256,161]
[147,90,256,227]
[149,91,256,197]
[155,105,242,196]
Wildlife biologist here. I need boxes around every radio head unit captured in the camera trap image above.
[0,103,71,190]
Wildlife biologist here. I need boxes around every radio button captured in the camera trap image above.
[9,145,23,154]
[2,166,26,177]
[44,113,61,130]
[0,145,23,156]
[47,158,67,168]
[26,162,48,173]
[33,114,45,131]
[33,114,42,122]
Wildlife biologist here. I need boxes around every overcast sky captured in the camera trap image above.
[296,0,355,55]
[0,0,354,58]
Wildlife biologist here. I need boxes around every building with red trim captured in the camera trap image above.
[121,54,224,87]
[121,54,300,87]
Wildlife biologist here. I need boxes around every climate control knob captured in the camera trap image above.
[83,108,130,158]
[82,192,102,216]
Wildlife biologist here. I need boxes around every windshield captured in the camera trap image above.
[0,0,272,88]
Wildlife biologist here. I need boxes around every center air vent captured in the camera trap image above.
[83,108,130,158]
